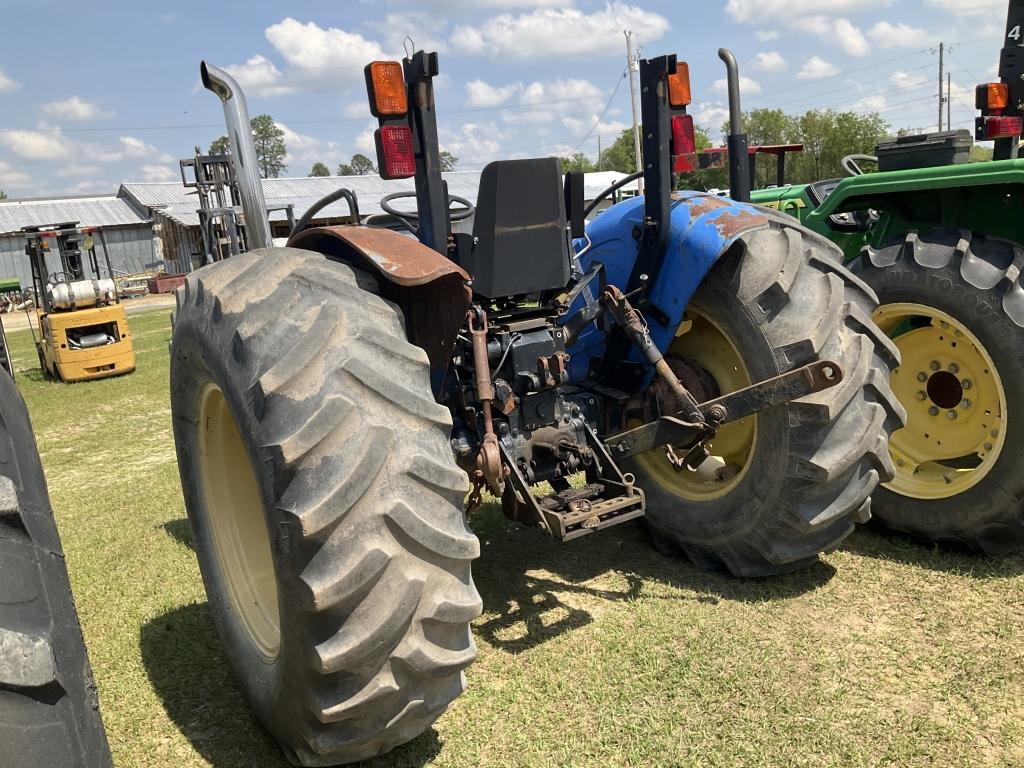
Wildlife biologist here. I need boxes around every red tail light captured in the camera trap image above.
[671,114,697,172]
[375,125,416,179]
[980,115,1023,140]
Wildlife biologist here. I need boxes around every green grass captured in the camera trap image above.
[7,309,1024,768]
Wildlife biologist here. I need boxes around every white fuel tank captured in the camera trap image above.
[47,279,116,310]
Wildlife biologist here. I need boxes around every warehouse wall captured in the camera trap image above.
[0,225,158,291]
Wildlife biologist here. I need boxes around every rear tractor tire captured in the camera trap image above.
[625,220,905,577]
[0,367,113,767]
[851,229,1024,553]
[170,247,482,766]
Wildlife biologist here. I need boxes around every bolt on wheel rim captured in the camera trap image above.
[198,381,281,661]
[634,308,757,501]
[874,302,1007,500]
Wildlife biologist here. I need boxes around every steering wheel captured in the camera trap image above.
[841,154,878,177]
[380,191,475,234]
[829,154,882,232]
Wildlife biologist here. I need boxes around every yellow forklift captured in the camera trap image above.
[25,222,135,381]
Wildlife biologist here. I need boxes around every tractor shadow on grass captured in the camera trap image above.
[468,503,835,654]
[140,603,444,768]
[161,518,193,549]
[841,524,1024,579]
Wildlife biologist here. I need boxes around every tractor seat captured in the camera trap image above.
[463,158,572,299]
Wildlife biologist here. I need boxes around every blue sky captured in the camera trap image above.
[0,0,1009,197]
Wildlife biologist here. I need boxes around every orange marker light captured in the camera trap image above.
[365,61,408,117]
[667,62,691,107]
[987,82,1009,110]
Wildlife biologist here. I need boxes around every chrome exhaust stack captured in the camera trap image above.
[200,61,272,250]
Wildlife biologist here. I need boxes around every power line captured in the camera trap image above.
[567,68,628,156]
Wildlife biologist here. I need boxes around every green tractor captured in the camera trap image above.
[741,3,1024,554]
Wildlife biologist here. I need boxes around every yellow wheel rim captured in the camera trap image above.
[874,302,1007,500]
[198,381,281,661]
[633,308,757,501]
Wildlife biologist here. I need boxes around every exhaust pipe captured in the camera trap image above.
[200,61,272,250]
[717,48,751,203]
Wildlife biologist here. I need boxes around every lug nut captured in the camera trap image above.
[929,406,940,416]
[930,361,941,371]
[947,410,958,419]
[962,399,972,409]
[962,379,973,390]
[984,442,994,452]
[917,372,928,382]
[940,321,949,329]
[916,391,927,401]
[991,429,1000,438]
[948,363,960,374]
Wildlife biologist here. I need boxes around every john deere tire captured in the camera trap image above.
[851,229,1024,553]
[170,248,481,766]
[625,221,905,577]
[0,372,113,767]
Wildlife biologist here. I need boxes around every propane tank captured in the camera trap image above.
[46,279,116,310]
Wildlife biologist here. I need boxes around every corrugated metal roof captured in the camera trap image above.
[0,195,149,235]
[127,172,484,229]
[119,172,483,213]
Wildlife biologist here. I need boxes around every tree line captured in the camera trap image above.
[564,108,898,190]
[208,117,457,179]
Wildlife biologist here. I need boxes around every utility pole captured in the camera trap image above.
[598,134,602,171]
[938,41,945,131]
[947,72,952,130]
[625,30,644,193]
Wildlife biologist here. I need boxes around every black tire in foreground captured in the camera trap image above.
[0,372,113,767]
[851,228,1024,553]
[625,221,905,577]
[170,248,481,766]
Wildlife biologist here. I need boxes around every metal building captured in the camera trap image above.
[0,195,156,291]
[118,172,483,274]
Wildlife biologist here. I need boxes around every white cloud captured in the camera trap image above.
[891,70,929,89]
[756,30,780,42]
[40,96,112,121]
[354,125,377,156]
[342,101,370,119]
[0,130,72,161]
[140,165,179,182]
[712,75,762,95]
[439,121,502,165]
[923,0,1003,14]
[264,18,386,90]
[753,51,787,73]
[276,121,348,171]
[797,56,840,80]
[389,0,568,6]
[119,136,174,163]
[223,55,295,98]
[65,164,101,177]
[0,160,30,187]
[465,80,519,107]
[796,17,870,57]
[450,3,668,59]
[370,13,448,54]
[726,0,890,22]
[869,21,926,48]
[0,69,20,94]
[561,114,629,138]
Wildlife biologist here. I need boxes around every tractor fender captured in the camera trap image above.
[288,225,470,371]
[568,191,769,381]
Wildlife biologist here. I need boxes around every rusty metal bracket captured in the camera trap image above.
[605,359,844,460]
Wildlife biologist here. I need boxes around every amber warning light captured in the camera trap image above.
[667,62,691,108]
[365,61,408,117]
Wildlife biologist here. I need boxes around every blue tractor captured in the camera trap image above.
[169,50,903,765]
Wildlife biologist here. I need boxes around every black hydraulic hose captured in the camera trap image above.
[583,171,643,218]
[291,188,361,236]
